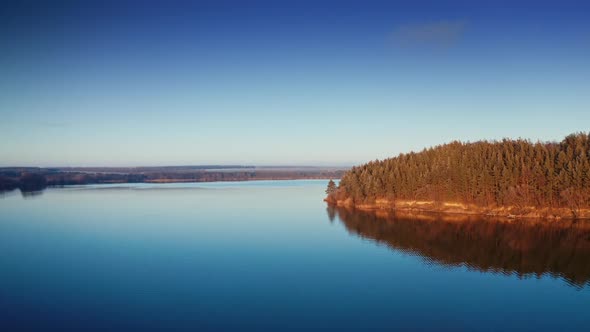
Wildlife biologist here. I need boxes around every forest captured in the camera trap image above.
[327,132,590,218]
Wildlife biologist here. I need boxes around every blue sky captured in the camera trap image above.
[1,0,589,166]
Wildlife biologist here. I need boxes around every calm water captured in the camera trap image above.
[1,180,589,331]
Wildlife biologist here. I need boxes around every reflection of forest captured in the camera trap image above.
[329,206,590,288]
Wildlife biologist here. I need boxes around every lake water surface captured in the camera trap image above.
[1,180,589,331]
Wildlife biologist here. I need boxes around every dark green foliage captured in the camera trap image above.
[335,133,590,211]
[0,176,19,191]
[19,173,47,191]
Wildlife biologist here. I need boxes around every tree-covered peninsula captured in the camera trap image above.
[326,133,590,219]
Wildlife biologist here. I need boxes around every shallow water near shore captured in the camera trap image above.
[1,180,589,331]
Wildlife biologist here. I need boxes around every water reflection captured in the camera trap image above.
[19,189,45,198]
[0,188,45,198]
[329,206,590,288]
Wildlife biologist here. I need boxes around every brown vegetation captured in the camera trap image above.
[326,133,590,219]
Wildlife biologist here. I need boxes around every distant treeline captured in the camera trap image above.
[328,132,590,217]
[0,166,345,192]
[0,173,47,192]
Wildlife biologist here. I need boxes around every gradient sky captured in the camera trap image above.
[1,0,589,166]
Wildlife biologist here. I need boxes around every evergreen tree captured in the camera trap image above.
[329,132,590,217]
[326,179,337,195]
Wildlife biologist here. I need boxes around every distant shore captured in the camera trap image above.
[1,166,346,193]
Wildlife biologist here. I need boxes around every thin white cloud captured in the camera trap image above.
[392,20,467,47]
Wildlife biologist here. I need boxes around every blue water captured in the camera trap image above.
[0,180,588,331]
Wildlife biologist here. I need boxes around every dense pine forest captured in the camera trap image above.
[328,133,590,218]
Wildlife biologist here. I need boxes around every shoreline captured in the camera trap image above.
[1,178,337,194]
[325,197,590,220]
[1,166,344,192]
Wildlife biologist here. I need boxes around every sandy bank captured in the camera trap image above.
[325,197,590,220]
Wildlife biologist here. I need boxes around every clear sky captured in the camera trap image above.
[1,0,589,167]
